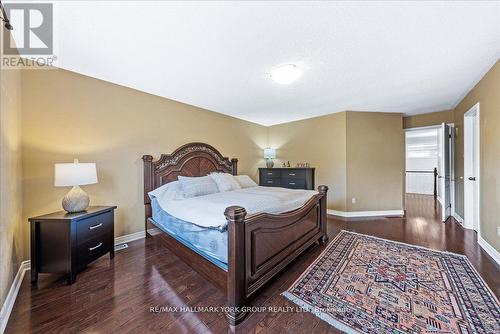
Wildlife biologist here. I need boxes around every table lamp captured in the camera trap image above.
[54,159,98,213]
[264,148,276,168]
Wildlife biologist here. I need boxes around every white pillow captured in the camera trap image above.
[210,172,241,192]
[148,181,181,201]
[235,175,258,188]
[178,175,219,198]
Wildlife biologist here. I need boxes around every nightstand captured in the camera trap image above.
[29,206,117,285]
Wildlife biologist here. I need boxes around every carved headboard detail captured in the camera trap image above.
[142,142,238,220]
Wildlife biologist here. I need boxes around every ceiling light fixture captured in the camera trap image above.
[270,64,302,84]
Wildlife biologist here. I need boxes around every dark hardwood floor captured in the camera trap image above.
[6,194,499,333]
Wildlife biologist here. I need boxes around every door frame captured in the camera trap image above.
[449,124,456,221]
[404,124,455,218]
[464,102,480,234]
[439,123,453,222]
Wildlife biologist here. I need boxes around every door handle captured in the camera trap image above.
[468,177,476,181]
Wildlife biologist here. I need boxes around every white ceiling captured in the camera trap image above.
[11,1,500,126]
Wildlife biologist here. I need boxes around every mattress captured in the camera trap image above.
[151,198,228,271]
[155,185,318,229]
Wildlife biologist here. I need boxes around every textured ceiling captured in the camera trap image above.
[10,1,500,126]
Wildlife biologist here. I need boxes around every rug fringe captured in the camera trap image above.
[281,292,362,334]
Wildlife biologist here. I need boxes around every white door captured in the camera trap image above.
[439,123,451,222]
[464,104,480,232]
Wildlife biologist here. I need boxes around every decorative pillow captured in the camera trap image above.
[235,175,258,188]
[209,172,242,192]
[178,175,219,198]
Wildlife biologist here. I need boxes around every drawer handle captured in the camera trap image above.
[88,243,103,251]
[89,223,103,230]
[267,172,273,175]
[289,182,296,185]
[267,180,273,183]
[289,173,296,176]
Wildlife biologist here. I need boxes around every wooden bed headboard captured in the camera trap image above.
[142,142,238,220]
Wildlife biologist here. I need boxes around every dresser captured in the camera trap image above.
[29,206,117,285]
[259,168,315,190]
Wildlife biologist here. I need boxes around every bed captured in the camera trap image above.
[142,142,328,325]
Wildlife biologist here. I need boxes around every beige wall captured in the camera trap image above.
[346,112,404,211]
[403,110,454,129]
[21,69,267,243]
[0,41,24,304]
[453,59,500,251]
[268,111,404,213]
[268,113,347,211]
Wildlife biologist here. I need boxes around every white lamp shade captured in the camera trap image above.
[54,162,98,186]
[264,148,276,159]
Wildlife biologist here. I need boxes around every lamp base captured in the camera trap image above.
[62,185,90,213]
[266,159,274,168]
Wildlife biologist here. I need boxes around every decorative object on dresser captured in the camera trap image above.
[29,206,116,285]
[263,148,276,168]
[259,167,315,190]
[54,159,98,212]
[142,142,328,325]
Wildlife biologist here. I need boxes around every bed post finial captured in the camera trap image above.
[142,155,154,236]
[231,158,238,175]
[224,205,247,325]
[317,185,329,244]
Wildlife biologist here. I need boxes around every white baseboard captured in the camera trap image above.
[114,230,145,245]
[0,260,30,334]
[437,196,443,204]
[453,212,464,225]
[478,236,500,267]
[327,209,404,218]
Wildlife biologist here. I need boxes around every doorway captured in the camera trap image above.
[464,103,480,233]
[405,124,455,222]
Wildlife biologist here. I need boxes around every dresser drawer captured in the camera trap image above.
[77,211,113,244]
[261,169,281,178]
[262,178,281,187]
[281,178,306,189]
[78,234,113,267]
[281,169,306,179]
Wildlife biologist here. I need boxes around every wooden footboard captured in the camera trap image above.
[224,185,328,325]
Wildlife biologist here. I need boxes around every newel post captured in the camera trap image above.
[224,205,247,325]
[318,185,329,244]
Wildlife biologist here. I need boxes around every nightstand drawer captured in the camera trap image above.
[261,169,281,178]
[281,178,305,189]
[78,234,113,267]
[262,178,281,186]
[281,169,305,179]
[77,211,113,244]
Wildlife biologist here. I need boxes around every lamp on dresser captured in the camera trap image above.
[55,159,98,213]
[264,148,276,168]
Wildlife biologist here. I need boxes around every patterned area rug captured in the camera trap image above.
[282,231,500,334]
